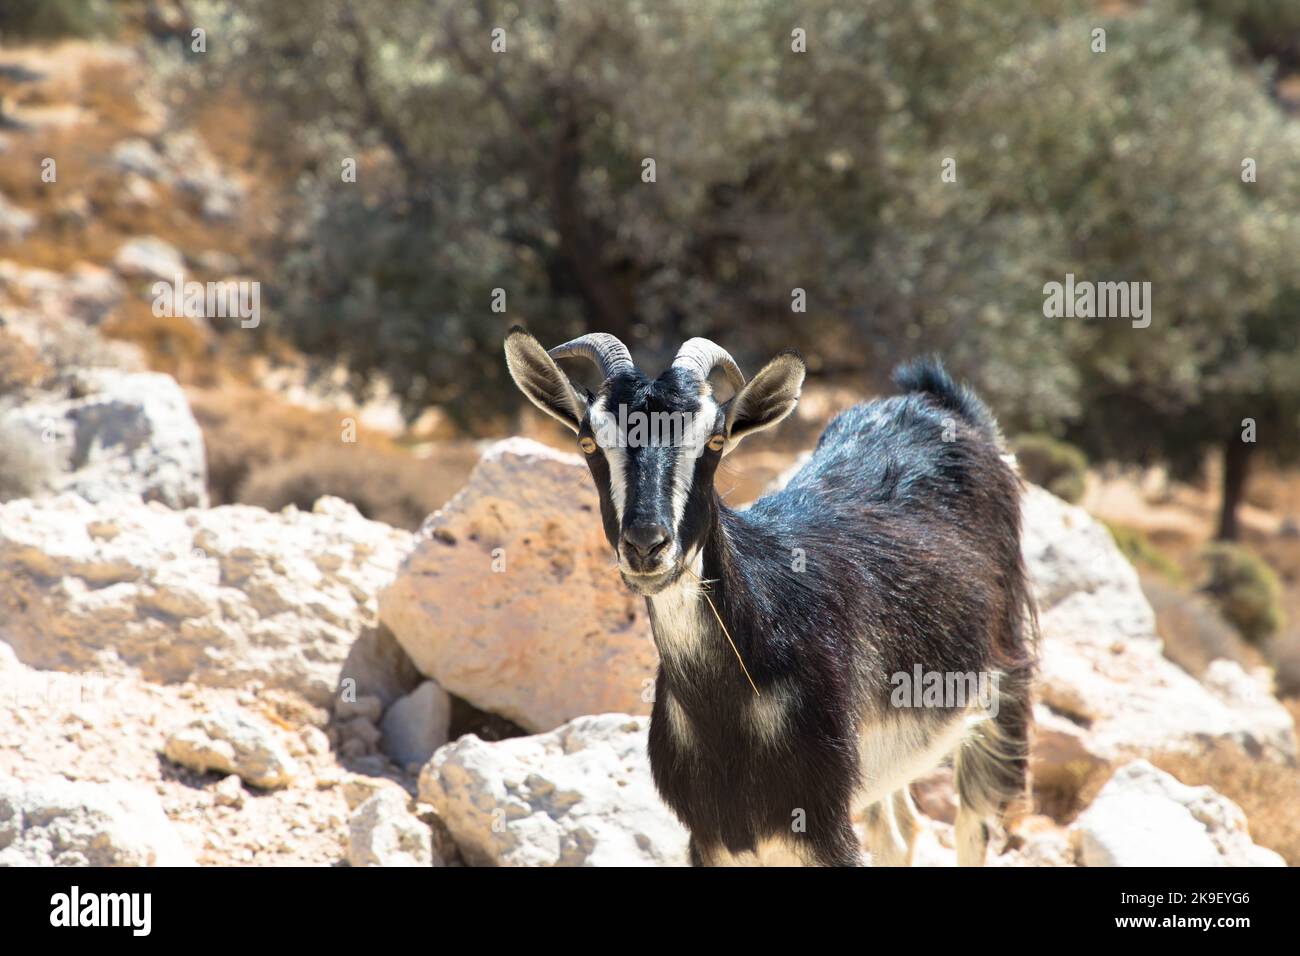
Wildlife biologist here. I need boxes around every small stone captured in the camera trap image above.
[347,790,438,867]
[340,738,368,760]
[213,774,244,808]
[301,726,331,756]
[351,754,389,776]
[341,716,382,748]
[379,680,451,767]
[314,769,342,790]
[86,520,120,540]
[336,694,384,723]
[341,775,408,811]
[112,235,184,280]
[420,714,688,866]
[163,710,298,789]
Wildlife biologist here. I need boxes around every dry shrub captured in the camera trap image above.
[0,62,256,275]
[189,385,356,504]
[192,383,481,523]
[1150,743,1300,866]
[0,331,53,395]
[0,120,127,266]
[186,87,285,184]
[1201,542,1285,646]
[79,61,145,129]
[1105,521,1186,583]
[100,299,214,383]
[0,53,280,397]
[0,1,116,41]
[1012,433,1088,503]
[237,444,448,531]
[38,318,129,383]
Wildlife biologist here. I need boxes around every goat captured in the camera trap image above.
[504,328,1036,867]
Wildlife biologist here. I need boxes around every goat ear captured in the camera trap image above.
[724,349,805,448]
[504,327,589,434]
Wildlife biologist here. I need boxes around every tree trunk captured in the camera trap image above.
[1216,434,1252,541]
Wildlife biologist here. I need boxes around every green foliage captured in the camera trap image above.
[1183,0,1300,62]
[1013,434,1088,503]
[1105,522,1186,584]
[1201,542,1285,644]
[947,1,1300,470]
[187,0,1300,461]
[0,0,114,39]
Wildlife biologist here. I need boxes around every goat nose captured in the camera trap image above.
[623,523,670,559]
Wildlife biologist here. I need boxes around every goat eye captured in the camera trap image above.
[579,436,598,454]
[706,434,726,452]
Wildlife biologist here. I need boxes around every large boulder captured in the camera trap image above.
[1071,760,1284,867]
[0,494,413,705]
[380,438,655,733]
[0,778,194,866]
[1022,485,1296,771]
[419,714,688,866]
[0,369,208,508]
[336,624,424,711]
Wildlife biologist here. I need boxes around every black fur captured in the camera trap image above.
[646,360,1034,865]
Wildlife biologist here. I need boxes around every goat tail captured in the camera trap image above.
[892,356,998,439]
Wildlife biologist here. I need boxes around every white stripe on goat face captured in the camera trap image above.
[589,393,719,543]
[588,396,628,525]
[669,395,720,537]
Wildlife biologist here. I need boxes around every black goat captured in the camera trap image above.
[504,329,1036,866]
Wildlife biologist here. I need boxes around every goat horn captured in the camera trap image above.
[672,338,745,392]
[548,333,635,380]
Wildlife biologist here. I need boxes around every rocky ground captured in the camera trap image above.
[0,647,353,866]
[1,428,1295,867]
[0,488,421,866]
[1,36,1296,869]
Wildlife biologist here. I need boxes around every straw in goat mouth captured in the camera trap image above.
[676,560,761,699]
